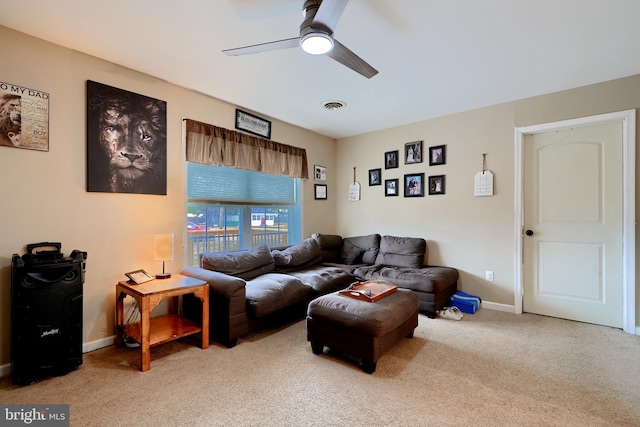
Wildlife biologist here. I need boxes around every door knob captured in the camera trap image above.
[525,229,534,236]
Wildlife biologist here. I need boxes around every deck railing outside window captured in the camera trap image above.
[187,228,289,265]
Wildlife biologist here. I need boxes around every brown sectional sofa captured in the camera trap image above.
[181,233,458,347]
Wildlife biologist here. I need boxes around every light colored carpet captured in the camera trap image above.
[1,309,639,426]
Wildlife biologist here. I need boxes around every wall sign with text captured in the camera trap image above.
[0,80,49,151]
[235,109,271,139]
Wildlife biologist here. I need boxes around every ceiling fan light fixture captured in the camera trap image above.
[300,32,334,55]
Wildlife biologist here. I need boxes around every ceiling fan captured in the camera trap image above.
[223,0,378,79]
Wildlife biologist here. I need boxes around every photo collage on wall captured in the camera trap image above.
[370,141,447,197]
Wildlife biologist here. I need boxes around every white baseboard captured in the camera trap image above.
[481,301,516,313]
[0,336,116,379]
[482,302,640,335]
[83,336,115,353]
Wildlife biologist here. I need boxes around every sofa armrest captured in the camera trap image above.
[181,266,246,297]
[181,266,249,346]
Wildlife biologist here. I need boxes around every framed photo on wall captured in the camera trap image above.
[404,141,423,164]
[428,175,446,195]
[314,164,327,181]
[369,168,381,186]
[404,173,425,197]
[429,144,446,166]
[384,150,399,169]
[315,184,327,200]
[385,179,399,197]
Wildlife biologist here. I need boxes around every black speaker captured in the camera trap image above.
[11,243,87,385]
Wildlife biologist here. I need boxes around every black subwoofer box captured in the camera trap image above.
[10,242,87,385]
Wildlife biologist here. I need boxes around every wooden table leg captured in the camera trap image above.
[139,296,151,372]
[201,286,209,349]
[168,295,179,315]
[114,288,125,347]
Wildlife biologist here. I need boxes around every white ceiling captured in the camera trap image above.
[2,0,640,139]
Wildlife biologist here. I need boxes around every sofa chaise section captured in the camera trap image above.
[313,233,459,317]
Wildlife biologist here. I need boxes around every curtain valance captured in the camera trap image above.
[185,119,309,179]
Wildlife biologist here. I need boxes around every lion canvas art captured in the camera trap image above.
[87,80,167,194]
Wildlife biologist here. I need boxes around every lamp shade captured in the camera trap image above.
[154,234,174,261]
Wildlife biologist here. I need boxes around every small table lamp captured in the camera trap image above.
[154,234,174,279]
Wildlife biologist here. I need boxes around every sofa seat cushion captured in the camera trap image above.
[375,235,426,268]
[245,273,314,318]
[353,265,459,294]
[286,265,355,295]
[200,244,274,280]
[320,262,368,275]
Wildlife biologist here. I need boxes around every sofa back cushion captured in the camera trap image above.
[200,244,275,280]
[343,234,381,265]
[375,235,426,268]
[340,239,365,264]
[272,237,322,270]
[311,233,343,262]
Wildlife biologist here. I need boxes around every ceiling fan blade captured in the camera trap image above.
[327,39,378,79]
[313,0,349,33]
[223,37,300,56]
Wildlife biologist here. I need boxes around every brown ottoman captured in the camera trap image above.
[306,288,419,373]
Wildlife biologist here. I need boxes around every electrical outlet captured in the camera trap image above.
[485,271,494,282]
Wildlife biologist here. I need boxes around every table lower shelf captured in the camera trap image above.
[123,314,202,347]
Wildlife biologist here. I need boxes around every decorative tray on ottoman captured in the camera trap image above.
[339,280,398,302]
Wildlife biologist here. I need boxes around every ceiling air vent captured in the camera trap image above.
[322,100,346,111]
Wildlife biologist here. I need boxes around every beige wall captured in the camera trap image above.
[1,24,638,371]
[0,26,337,368]
[336,75,640,322]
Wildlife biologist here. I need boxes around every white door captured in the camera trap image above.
[523,122,623,328]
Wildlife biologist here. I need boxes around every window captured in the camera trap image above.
[186,163,301,265]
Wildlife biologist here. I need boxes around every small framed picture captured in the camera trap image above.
[369,168,382,186]
[385,179,399,197]
[235,108,271,139]
[428,175,446,195]
[315,184,327,200]
[429,145,446,166]
[125,269,154,285]
[404,173,425,197]
[384,150,399,169]
[314,165,327,181]
[404,141,423,164]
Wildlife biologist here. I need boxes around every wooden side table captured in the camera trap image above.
[115,274,209,371]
